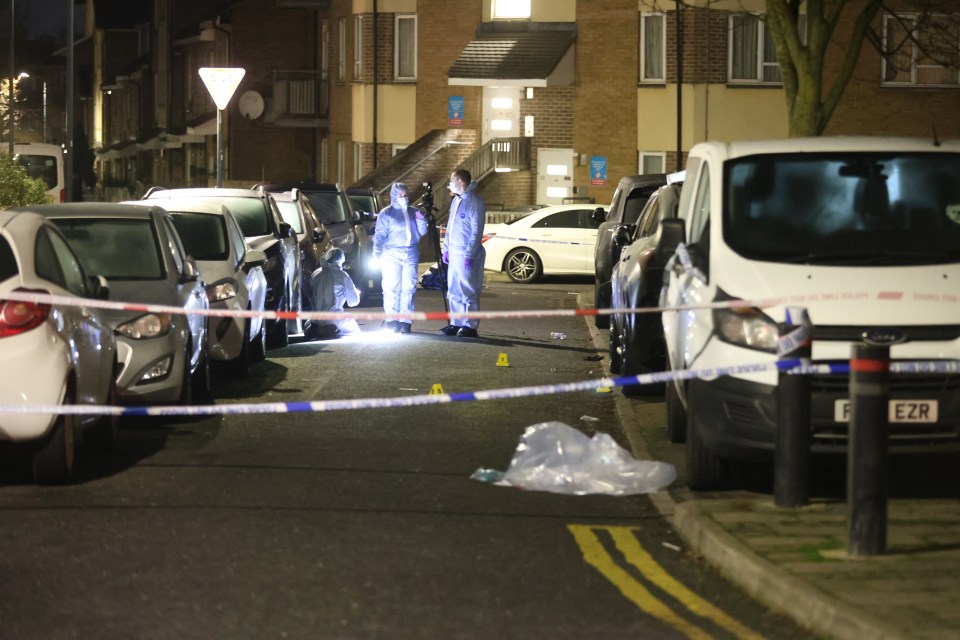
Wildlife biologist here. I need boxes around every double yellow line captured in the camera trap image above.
[568,525,764,640]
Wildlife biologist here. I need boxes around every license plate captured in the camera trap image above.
[834,400,938,423]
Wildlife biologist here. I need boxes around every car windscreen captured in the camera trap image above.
[14,154,58,190]
[0,236,17,281]
[223,199,271,237]
[349,195,375,214]
[169,212,229,261]
[305,192,348,224]
[724,152,960,265]
[275,201,303,233]
[54,219,164,280]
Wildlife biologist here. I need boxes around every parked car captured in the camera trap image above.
[592,173,667,328]
[483,204,609,283]
[136,200,269,376]
[659,137,960,490]
[347,185,382,236]
[608,183,681,396]
[32,203,212,404]
[270,188,334,316]
[0,209,117,483]
[143,187,298,348]
[254,182,379,298]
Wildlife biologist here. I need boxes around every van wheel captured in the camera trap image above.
[595,281,610,329]
[505,249,542,283]
[665,380,687,444]
[685,394,729,490]
[32,402,77,484]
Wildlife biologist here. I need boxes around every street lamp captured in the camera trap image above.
[18,72,46,144]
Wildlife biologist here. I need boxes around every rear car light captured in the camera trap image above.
[0,288,51,338]
[481,233,496,243]
[59,189,65,203]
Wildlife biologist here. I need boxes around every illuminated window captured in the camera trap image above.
[546,164,568,176]
[490,97,513,109]
[493,0,530,19]
[490,119,512,131]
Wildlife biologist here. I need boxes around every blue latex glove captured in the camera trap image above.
[442,251,449,264]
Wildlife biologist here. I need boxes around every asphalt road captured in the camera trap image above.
[0,275,816,640]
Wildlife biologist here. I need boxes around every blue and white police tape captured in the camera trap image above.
[1,359,957,418]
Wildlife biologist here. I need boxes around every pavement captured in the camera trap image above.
[580,297,960,640]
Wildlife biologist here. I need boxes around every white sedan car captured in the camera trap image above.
[0,210,118,484]
[483,204,609,283]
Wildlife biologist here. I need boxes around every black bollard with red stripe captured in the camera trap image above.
[847,343,890,556]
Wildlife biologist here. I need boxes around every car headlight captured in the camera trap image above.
[116,313,171,339]
[713,305,779,352]
[206,281,238,303]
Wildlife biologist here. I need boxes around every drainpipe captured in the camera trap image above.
[675,0,682,172]
[372,0,378,170]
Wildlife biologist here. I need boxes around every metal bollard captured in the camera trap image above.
[774,307,812,508]
[847,343,890,556]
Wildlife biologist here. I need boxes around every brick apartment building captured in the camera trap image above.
[86,0,960,211]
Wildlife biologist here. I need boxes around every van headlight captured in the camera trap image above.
[116,313,171,339]
[713,306,778,352]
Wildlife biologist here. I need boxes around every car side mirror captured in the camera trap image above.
[312,228,327,243]
[88,274,110,300]
[591,207,606,225]
[614,225,633,247]
[655,218,685,267]
[244,249,268,269]
[180,258,200,283]
[279,221,295,239]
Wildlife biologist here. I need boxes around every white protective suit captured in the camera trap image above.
[307,249,361,337]
[443,181,486,330]
[373,183,428,324]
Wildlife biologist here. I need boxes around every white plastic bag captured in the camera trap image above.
[471,421,676,496]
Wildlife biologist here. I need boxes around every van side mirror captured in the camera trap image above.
[591,207,607,225]
[88,274,110,300]
[655,218,685,267]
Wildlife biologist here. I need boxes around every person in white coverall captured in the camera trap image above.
[307,248,361,339]
[439,169,486,338]
[373,182,428,334]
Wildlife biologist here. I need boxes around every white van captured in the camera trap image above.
[13,142,65,203]
[659,137,960,489]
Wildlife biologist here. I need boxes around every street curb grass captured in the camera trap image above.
[577,293,902,640]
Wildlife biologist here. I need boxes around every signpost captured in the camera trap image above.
[198,67,245,187]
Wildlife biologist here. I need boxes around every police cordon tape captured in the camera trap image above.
[4,288,958,324]
[1,359,958,417]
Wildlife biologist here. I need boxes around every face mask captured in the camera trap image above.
[397,197,408,208]
[448,182,457,193]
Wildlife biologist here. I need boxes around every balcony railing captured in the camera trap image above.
[272,69,328,121]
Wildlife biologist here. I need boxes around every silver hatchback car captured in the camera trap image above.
[33,203,212,404]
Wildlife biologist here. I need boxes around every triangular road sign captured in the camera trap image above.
[198,67,246,110]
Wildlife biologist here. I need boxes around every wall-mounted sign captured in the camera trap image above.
[448,95,464,126]
[590,156,607,186]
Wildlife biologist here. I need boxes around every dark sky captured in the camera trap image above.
[10,0,82,42]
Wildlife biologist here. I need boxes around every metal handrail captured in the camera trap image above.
[376,140,471,196]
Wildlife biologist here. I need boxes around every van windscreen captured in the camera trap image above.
[724,152,960,266]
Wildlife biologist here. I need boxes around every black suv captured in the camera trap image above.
[592,173,666,328]
[255,182,378,299]
[143,187,300,347]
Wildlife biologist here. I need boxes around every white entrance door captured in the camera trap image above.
[481,87,520,144]
[537,148,575,205]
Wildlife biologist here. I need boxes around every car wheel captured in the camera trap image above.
[685,387,729,491]
[665,379,687,444]
[595,280,610,329]
[620,300,666,397]
[32,389,77,484]
[231,320,253,377]
[608,320,621,374]
[191,349,212,402]
[505,248,542,283]
[251,319,267,363]
[86,368,119,453]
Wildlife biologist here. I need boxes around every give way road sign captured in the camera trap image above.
[198,67,246,110]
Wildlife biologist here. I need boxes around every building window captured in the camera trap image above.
[640,13,665,83]
[883,13,960,86]
[320,138,328,181]
[492,0,530,20]
[639,152,665,175]
[338,18,346,81]
[337,141,345,184]
[395,15,417,81]
[353,142,363,181]
[354,15,363,80]
[321,19,329,75]
[729,14,782,84]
